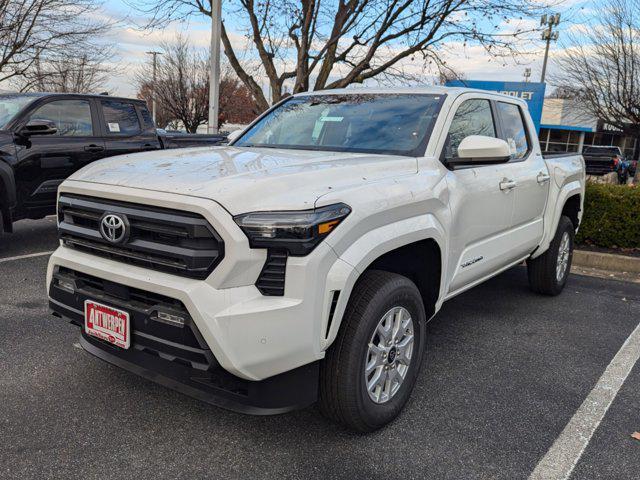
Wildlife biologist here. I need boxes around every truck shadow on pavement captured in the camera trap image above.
[0,216,58,258]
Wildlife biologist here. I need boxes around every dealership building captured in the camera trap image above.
[539,98,638,159]
[446,79,639,160]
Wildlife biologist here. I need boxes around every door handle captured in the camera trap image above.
[537,172,551,184]
[84,144,105,153]
[499,179,517,191]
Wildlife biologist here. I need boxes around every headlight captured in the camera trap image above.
[234,203,351,256]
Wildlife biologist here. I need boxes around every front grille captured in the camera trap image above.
[58,194,224,279]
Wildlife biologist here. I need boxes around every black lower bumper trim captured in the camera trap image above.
[50,298,319,416]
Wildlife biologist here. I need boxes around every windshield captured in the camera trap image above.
[0,95,36,129]
[235,93,444,156]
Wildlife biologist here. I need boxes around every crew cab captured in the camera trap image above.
[0,93,225,233]
[47,87,585,432]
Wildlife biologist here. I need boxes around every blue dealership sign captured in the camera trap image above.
[446,80,547,132]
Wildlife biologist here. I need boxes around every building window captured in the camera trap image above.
[539,128,580,153]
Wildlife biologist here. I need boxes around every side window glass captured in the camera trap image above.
[497,102,530,159]
[445,99,496,158]
[139,105,155,129]
[101,101,141,135]
[28,100,93,136]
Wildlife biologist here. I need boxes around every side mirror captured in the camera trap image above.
[226,129,243,144]
[448,135,511,166]
[21,119,58,136]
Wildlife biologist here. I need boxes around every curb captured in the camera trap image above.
[573,249,640,273]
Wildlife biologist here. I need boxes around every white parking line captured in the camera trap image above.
[529,321,640,480]
[0,251,54,263]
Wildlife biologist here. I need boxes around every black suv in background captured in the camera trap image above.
[0,93,226,233]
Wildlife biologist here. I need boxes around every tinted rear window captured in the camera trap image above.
[101,101,141,135]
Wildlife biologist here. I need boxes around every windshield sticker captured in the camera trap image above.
[319,116,344,122]
[108,122,121,132]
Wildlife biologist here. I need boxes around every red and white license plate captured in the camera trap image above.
[84,300,130,349]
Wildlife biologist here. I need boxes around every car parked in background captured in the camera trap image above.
[0,93,225,233]
[582,145,637,182]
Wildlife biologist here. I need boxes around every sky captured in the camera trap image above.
[38,0,597,97]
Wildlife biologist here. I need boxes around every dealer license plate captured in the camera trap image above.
[84,300,130,349]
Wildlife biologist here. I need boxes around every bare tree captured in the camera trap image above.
[134,0,547,112]
[218,74,261,125]
[138,37,209,133]
[15,46,114,93]
[137,81,173,129]
[554,0,640,182]
[547,84,580,100]
[137,37,259,131]
[0,0,110,85]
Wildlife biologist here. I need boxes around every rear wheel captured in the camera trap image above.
[527,215,574,296]
[318,270,426,432]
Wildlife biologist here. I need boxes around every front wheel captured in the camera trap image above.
[318,270,426,432]
[527,215,575,296]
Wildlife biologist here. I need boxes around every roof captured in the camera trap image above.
[0,92,145,103]
[294,86,528,105]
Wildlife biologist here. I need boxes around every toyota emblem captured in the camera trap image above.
[99,213,129,244]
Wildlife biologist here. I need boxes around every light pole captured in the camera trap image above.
[208,0,222,134]
[146,51,162,123]
[540,13,560,83]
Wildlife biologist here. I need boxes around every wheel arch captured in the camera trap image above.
[562,193,581,231]
[322,216,446,351]
[533,181,583,259]
[0,160,16,232]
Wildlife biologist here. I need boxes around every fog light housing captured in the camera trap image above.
[153,310,186,327]
[57,278,75,294]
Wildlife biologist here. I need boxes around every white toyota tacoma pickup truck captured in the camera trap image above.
[47,87,585,432]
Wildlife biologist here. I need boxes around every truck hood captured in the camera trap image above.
[68,146,417,214]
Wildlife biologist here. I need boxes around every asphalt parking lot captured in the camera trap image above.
[1,218,639,480]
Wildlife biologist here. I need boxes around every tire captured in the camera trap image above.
[618,171,628,185]
[318,270,427,432]
[527,215,575,296]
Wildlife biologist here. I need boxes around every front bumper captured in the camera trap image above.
[46,182,359,413]
[49,267,319,415]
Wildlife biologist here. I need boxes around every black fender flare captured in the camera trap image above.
[0,160,17,208]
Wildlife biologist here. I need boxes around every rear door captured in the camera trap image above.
[13,98,105,216]
[98,100,160,156]
[495,100,549,258]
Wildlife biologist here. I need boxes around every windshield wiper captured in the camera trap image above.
[241,144,280,149]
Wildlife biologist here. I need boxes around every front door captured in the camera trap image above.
[14,98,105,218]
[443,97,517,294]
